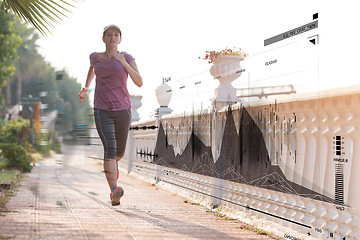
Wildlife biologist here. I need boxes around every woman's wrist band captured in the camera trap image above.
[83,87,89,90]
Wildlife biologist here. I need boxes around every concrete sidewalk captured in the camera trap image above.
[0,144,280,239]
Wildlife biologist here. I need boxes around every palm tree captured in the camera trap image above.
[3,17,45,107]
[14,23,43,103]
[1,0,77,36]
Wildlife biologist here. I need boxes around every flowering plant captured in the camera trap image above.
[200,47,248,64]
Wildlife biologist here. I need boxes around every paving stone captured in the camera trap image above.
[0,144,281,240]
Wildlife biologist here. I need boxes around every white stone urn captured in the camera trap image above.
[210,55,244,109]
[155,82,172,107]
[130,95,142,121]
[155,82,173,117]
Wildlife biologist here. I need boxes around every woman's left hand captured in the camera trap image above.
[113,52,126,64]
[78,88,88,102]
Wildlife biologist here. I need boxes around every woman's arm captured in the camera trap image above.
[115,52,143,87]
[78,65,95,102]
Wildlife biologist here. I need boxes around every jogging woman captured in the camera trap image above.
[78,24,142,205]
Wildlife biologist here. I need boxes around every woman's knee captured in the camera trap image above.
[104,145,117,159]
[116,155,123,162]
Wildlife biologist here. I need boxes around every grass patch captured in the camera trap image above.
[0,169,17,184]
[209,209,276,238]
[0,169,21,212]
[212,211,236,221]
[183,199,201,206]
[238,224,273,236]
[0,235,13,239]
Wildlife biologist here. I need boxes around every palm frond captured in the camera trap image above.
[2,0,78,36]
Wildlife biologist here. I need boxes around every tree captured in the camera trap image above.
[0,9,21,89]
[0,9,22,113]
[55,71,93,133]
[3,18,45,107]
[1,0,77,114]
[19,58,93,138]
[1,0,77,36]
[13,22,42,104]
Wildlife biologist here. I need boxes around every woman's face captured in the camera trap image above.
[102,28,121,46]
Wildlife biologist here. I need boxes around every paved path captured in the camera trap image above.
[0,144,279,240]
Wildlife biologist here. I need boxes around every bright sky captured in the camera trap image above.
[37,0,360,121]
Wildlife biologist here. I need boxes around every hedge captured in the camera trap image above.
[0,143,32,172]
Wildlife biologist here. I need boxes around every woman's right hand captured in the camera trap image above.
[78,87,88,102]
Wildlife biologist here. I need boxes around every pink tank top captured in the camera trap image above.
[90,52,135,111]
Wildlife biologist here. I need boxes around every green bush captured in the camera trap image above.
[0,117,30,148]
[0,143,31,172]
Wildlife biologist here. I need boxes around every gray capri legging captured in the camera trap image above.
[94,108,131,160]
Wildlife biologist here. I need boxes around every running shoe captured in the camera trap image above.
[110,186,124,206]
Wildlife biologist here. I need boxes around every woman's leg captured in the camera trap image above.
[114,108,131,164]
[94,109,117,190]
[104,159,117,190]
[115,156,121,180]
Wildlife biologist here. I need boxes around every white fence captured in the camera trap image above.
[88,85,360,240]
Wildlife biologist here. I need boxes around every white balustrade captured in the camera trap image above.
[123,86,360,240]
